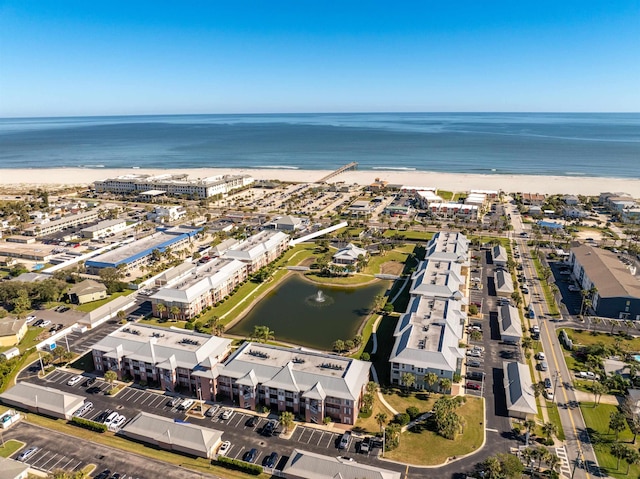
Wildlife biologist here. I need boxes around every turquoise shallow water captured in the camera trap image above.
[0,112,638,178]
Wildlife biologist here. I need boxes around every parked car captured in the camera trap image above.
[538,361,549,371]
[178,399,194,411]
[467,349,482,358]
[243,448,258,463]
[40,320,52,327]
[26,315,36,323]
[103,411,119,426]
[205,405,220,417]
[262,420,278,437]
[84,377,97,387]
[73,401,93,417]
[67,375,84,386]
[536,352,545,361]
[111,415,127,430]
[360,436,372,453]
[217,441,231,456]
[263,451,279,468]
[17,446,38,462]
[167,397,182,407]
[544,388,554,400]
[467,371,484,381]
[466,382,481,391]
[544,377,552,389]
[32,319,44,327]
[338,431,351,449]
[531,325,540,334]
[246,416,259,427]
[467,359,482,367]
[94,470,111,479]
[221,408,233,420]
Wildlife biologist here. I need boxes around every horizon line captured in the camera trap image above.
[2,111,640,121]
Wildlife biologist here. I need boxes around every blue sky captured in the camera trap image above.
[1,1,639,116]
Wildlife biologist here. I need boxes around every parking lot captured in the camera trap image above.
[29,367,393,474]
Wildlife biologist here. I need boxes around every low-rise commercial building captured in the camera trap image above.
[492,244,508,267]
[91,324,232,394]
[498,304,523,344]
[0,457,29,479]
[0,318,28,347]
[282,449,401,479]
[85,227,200,274]
[0,382,85,420]
[503,362,536,420]
[570,244,640,319]
[121,412,223,459]
[211,342,371,425]
[67,279,108,304]
[495,269,514,297]
[332,243,368,266]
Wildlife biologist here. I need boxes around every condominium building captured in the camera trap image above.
[570,244,640,319]
[81,218,127,239]
[91,324,231,393]
[389,232,469,387]
[149,258,248,320]
[23,210,101,237]
[210,342,371,425]
[222,230,289,273]
[94,173,254,199]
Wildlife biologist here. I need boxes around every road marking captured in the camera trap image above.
[486,427,499,432]
[325,433,336,448]
[140,393,154,405]
[307,430,316,444]
[69,460,82,472]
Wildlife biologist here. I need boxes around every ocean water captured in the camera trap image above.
[0,112,638,178]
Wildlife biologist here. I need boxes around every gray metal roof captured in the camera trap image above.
[571,244,640,299]
[121,412,222,457]
[0,456,30,479]
[282,449,401,479]
[0,382,85,417]
[503,362,536,415]
[498,304,523,339]
[495,269,514,294]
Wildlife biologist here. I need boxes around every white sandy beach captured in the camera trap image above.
[0,168,638,197]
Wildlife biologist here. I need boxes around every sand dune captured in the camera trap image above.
[0,167,637,197]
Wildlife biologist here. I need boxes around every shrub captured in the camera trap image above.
[406,406,420,420]
[215,456,262,475]
[71,417,107,433]
[360,352,370,361]
[394,412,410,426]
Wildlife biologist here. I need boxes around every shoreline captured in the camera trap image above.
[0,167,638,197]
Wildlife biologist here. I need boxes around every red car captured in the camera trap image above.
[466,382,481,391]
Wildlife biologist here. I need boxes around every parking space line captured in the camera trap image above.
[317,431,328,446]
[140,393,155,405]
[150,395,165,408]
[118,389,133,400]
[68,460,82,472]
[39,452,60,469]
[29,450,50,467]
[325,433,336,448]
[231,414,242,427]
[50,455,69,471]
[306,430,316,444]
[295,428,306,442]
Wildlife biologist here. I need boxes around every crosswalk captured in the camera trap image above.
[555,446,572,478]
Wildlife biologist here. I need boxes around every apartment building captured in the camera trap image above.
[23,210,101,237]
[149,258,248,320]
[94,173,254,199]
[210,342,371,425]
[81,218,127,239]
[222,230,289,273]
[570,244,640,319]
[389,232,469,387]
[91,324,231,393]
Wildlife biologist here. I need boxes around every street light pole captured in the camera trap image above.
[571,455,583,479]
[553,371,560,404]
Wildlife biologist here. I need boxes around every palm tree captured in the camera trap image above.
[534,446,551,473]
[425,372,439,394]
[375,412,388,432]
[279,411,295,434]
[252,325,275,343]
[625,449,640,475]
[155,302,166,319]
[170,306,181,321]
[541,422,557,443]
[401,372,416,391]
[104,370,118,389]
[116,310,126,323]
[611,442,628,470]
[366,381,377,396]
[523,419,537,439]
[439,378,452,393]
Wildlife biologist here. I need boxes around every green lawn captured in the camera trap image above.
[70,352,96,373]
[382,229,433,241]
[384,396,484,465]
[382,388,438,415]
[303,272,377,286]
[73,290,134,313]
[365,249,413,276]
[0,439,24,458]
[545,401,566,441]
[531,255,560,317]
[580,402,639,479]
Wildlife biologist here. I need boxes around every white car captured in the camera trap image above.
[544,388,554,400]
[103,411,119,426]
[67,375,84,386]
[40,320,52,328]
[221,408,233,420]
[26,315,36,323]
[179,399,194,411]
[536,352,545,361]
[111,415,127,430]
[217,441,231,456]
[467,349,482,358]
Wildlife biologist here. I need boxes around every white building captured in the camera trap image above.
[222,230,289,273]
[498,304,523,344]
[495,269,514,297]
[492,244,508,267]
[389,232,469,387]
[23,210,101,237]
[332,243,368,266]
[95,173,254,199]
[81,218,127,239]
[148,205,186,223]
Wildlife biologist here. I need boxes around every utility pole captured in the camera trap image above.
[553,371,561,404]
[571,455,584,479]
